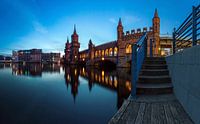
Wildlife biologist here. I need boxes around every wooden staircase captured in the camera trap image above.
[136,57,173,95]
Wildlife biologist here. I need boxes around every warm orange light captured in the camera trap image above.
[102,57,104,61]
[102,70,104,76]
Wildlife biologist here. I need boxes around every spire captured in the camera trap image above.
[73,24,77,34]
[154,8,158,18]
[67,37,69,43]
[118,18,122,26]
[89,39,92,44]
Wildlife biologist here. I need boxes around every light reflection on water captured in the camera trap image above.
[0,63,131,124]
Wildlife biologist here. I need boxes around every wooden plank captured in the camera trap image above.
[151,103,167,124]
[164,103,175,124]
[118,101,140,124]
[109,100,130,124]
[142,103,152,124]
[169,101,181,124]
[135,103,146,124]
[173,101,194,124]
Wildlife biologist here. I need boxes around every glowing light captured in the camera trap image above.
[102,57,104,61]
[126,81,131,91]
[75,69,77,75]
[102,70,104,76]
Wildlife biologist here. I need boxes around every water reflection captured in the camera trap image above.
[0,63,12,69]
[64,66,131,109]
[11,63,60,77]
[1,63,131,109]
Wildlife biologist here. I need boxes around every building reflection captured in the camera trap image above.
[11,63,60,77]
[64,66,131,109]
[0,63,12,69]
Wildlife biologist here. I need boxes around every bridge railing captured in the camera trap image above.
[173,4,200,53]
[131,32,147,98]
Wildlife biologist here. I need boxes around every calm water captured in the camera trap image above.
[0,63,131,124]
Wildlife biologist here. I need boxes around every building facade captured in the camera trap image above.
[12,49,42,63]
[65,9,171,67]
[12,49,61,63]
[42,53,61,63]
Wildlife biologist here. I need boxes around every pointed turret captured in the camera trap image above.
[152,8,160,56]
[154,8,159,18]
[70,25,80,64]
[118,18,122,26]
[66,37,69,44]
[73,24,77,35]
[117,18,123,41]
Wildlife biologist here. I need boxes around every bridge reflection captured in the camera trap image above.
[64,66,131,109]
[0,63,131,109]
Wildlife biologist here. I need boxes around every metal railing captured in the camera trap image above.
[131,33,147,98]
[173,4,200,53]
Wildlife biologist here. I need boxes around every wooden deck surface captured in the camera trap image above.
[109,94,194,124]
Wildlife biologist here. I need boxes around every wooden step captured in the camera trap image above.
[145,57,165,61]
[144,60,166,64]
[138,75,172,84]
[137,83,173,94]
[139,69,169,76]
[142,64,168,69]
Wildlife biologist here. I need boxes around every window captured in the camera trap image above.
[126,44,132,54]
[102,50,105,57]
[109,48,113,56]
[95,51,98,58]
[114,47,118,56]
[105,49,109,56]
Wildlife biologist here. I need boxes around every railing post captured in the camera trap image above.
[131,44,137,98]
[192,6,197,46]
[173,28,176,54]
[150,39,153,57]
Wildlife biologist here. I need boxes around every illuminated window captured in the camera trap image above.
[109,48,113,56]
[99,50,101,57]
[102,50,104,57]
[105,49,109,56]
[114,47,118,56]
[126,44,132,54]
[95,51,98,58]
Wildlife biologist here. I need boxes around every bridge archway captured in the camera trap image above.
[94,59,116,69]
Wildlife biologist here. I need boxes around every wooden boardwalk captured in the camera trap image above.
[109,94,194,124]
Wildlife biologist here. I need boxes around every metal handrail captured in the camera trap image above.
[131,33,147,98]
[173,4,200,54]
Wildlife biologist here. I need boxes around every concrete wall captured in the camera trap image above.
[166,45,200,124]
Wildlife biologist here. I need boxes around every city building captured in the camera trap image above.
[0,55,12,63]
[12,49,42,63]
[12,49,61,63]
[42,53,61,63]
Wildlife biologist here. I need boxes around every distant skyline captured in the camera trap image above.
[0,0,199,55]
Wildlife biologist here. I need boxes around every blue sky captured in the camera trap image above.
[0,0,199,55]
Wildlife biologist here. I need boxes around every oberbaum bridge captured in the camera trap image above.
[64,5,200,124]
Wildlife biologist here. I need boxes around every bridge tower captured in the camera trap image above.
[117,18,125,67]
[152,9,160,56]
[70,25,80,64]
[64,37,71,64]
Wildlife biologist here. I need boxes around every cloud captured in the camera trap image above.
[33,21,48,34]
[109,18,117,24]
